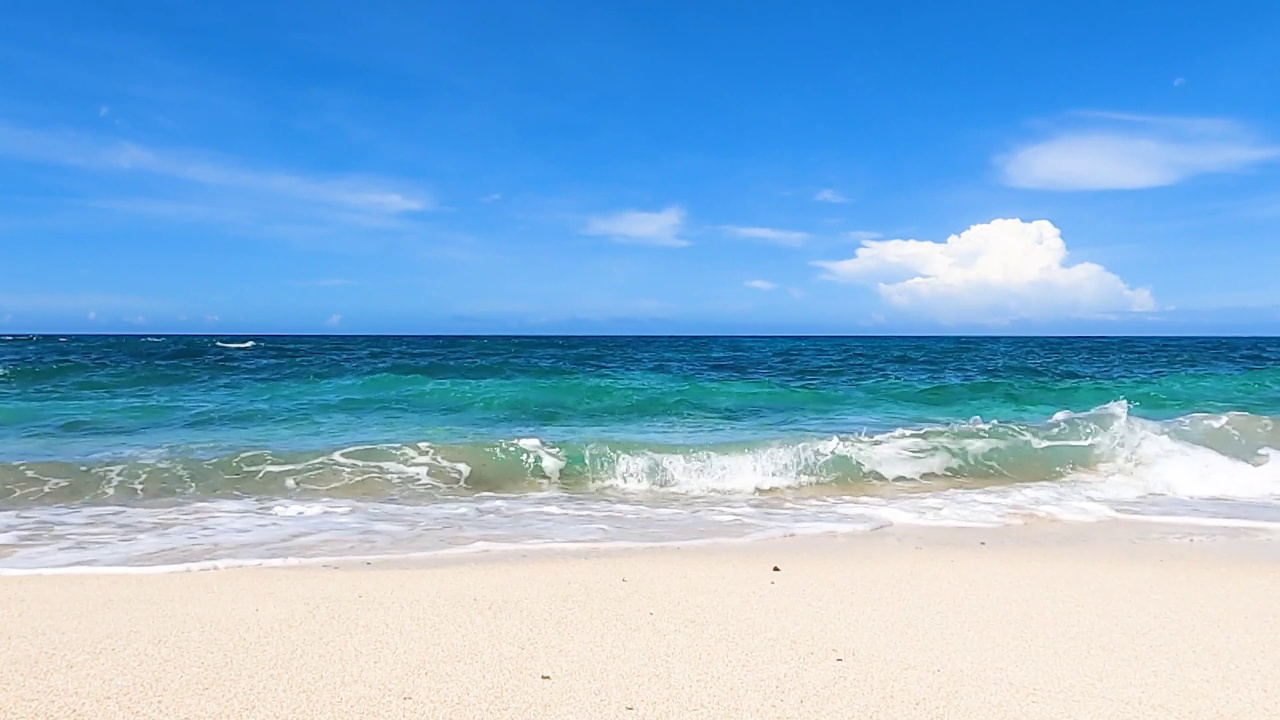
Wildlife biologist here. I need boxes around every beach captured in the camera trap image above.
[3,523,1278,719]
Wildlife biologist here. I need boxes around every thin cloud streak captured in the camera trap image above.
[722,226,809,246]
[583,207,689,247]
[0,122,435,217]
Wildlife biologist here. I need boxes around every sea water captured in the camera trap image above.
[1,335,1278,571]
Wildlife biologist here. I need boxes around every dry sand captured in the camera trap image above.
[2,524,1279,719]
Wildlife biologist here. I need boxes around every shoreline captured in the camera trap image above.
[3,512,1279,576]
[4,522,1279,719]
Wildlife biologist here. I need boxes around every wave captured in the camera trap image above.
[215,340,257,349]
[2,401,1277,504]
[2,401,1278,571]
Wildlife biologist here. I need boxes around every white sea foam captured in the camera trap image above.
[515,438,567,481]
[588,431,1019,493]
[269,504,353,517]
[580,401,1280,497]
[2,483,1275,575]
[2,402,1278,572]
[215,340,257,349]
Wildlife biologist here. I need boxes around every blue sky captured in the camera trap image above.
[2,0,1279,334]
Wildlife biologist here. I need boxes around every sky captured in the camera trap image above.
[2,0,1279,335]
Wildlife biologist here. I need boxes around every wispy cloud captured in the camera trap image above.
[999,112,1280,190]
[814,189,849,203]
[583,206,688,247]
[721,226,809,247]
[843,230,882,241]
[0,122,434,234]
[744,279,777,291]
[325,314,342,327]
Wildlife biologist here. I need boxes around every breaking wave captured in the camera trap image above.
[3,401,1276,502]
[3,401,1278,571]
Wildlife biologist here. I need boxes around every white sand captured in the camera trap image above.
[2,524,1279,719]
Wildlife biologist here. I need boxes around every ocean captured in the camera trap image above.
[1,335,1278,571]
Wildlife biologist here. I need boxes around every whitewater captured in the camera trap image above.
[1,335,1278,571]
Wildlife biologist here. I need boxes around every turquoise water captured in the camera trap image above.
[2,335,1279,570]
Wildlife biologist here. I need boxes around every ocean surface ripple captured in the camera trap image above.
[1,335,1278,571]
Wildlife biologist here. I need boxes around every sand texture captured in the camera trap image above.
[2,526,1279,719]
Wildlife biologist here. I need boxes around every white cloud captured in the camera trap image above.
[87,311,97,321]
[0,124,434,232]
[722,226,809,246]
[813,218,1155,323]
[98,106,110,118]
[481,193,502,202]
[204,314,220,323]
[744,280,778,291]
[583,206,688,247]
[123,315,146,325]
[325,314,342,327]
[1173,77,1186,87]
[843,230,882,241]
[814,189,849,203]
[999,113,1279,190]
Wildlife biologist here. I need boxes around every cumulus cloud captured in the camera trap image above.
[813,218,1155,323]
[744,280,777,291]
[722,226,809,246]
[814,189,849,203]
[583,206,688,247]
[999,113,1279,190]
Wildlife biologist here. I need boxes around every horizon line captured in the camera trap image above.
[7,332,1280,340]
